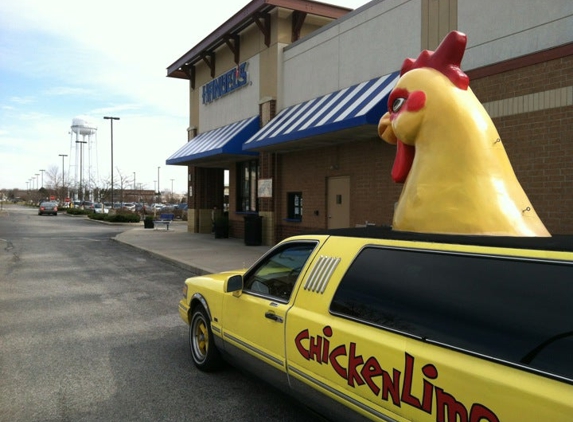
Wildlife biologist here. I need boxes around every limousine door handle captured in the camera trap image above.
[265,311,283,323]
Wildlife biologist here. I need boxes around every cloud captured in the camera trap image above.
[43,87,96,97]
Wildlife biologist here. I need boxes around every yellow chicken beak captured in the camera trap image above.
[378,112,398,145]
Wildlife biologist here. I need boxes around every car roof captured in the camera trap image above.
[308,226,573,253]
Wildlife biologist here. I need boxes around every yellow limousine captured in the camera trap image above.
[179,227,573,421]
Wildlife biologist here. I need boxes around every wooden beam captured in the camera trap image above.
[184,65,196,90]
[201,52,216,78]
[223,34,241,65]
[292,11,307,42]
[254,11,271,47]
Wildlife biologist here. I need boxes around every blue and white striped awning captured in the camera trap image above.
[243,71,399,151]
[166,116,259,166]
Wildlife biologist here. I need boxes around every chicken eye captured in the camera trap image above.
[392,97,406,113]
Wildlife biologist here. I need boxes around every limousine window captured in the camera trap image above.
[244,242,316,300]
[330,246,573,381]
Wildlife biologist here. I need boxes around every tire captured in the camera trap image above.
[189,305,223,371]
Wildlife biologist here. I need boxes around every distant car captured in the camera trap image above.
[38,201,58,216]
[93,203,109,214]
[80,201,94,210]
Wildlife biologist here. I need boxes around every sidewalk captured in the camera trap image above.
[112,220,270,275]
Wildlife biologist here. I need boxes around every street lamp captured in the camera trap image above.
[103,116,120,205]
[76,141,87,201]
[170,178,174,202]
[59,154,67,199]
[39,169,45,189]
[157,166,161,198]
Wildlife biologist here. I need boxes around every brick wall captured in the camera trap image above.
[275,138,403,241]
[471,56,573,101]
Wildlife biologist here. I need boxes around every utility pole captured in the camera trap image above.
[104,116,120,205]
[59,154,68,200]
[157,166,161,202]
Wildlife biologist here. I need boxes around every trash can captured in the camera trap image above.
[244,215,262,246]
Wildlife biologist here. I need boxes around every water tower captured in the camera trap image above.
[70,116,97,201]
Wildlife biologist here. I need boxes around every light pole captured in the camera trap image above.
[104,116,120,205]
[157,166,161,200]
[76,140,87,201]
[39,169,45,189]
[170,178,174,202]
[59,154,67,200]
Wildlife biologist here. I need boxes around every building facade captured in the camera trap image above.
[167,0,573,244]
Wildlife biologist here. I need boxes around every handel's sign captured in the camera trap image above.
[202,62,248,104]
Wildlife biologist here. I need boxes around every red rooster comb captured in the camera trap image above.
[401,31,469,90]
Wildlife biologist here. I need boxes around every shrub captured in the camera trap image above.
[106,213,140,223]
[89,213,106,221]
[85,209,140,223]
[67,208,91,216]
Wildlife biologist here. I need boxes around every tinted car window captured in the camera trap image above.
[330,246,573,380]
[244,242,317,301]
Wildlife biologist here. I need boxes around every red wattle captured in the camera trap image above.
[391,140,415,183]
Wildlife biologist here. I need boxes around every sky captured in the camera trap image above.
[0,0,368,197]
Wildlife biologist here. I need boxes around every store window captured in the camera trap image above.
[237,160,259,212]
[287,192,302,221]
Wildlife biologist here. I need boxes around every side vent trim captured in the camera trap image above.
[304,256,341,294]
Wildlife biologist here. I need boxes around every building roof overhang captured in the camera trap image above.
[167,0,351,81]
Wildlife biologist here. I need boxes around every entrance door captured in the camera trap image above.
[327,176,350,229]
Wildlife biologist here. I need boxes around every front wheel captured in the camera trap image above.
[189,305,223,371]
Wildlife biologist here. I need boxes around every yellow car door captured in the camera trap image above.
[221,241,319,372]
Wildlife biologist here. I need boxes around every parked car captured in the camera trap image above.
[93,203,109,214]
[80,201,94,210]
[38,201,58,216]
[178,227,573,422]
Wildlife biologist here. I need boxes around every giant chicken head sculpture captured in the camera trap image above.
[378,31,550,237]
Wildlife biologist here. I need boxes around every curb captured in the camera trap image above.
[111,235,208,276]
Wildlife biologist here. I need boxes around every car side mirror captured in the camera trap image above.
[225,274,243,295]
